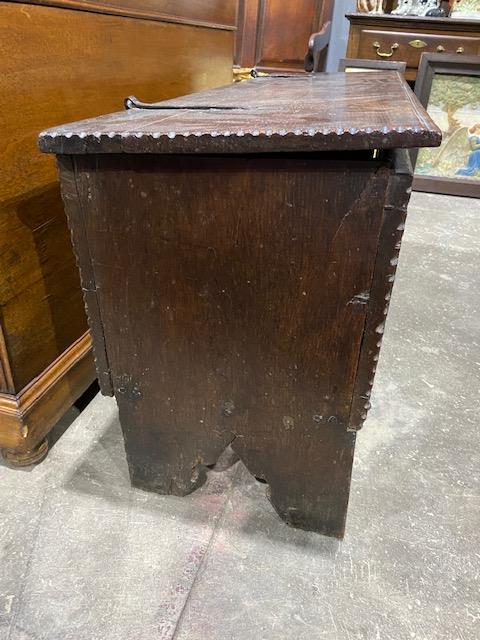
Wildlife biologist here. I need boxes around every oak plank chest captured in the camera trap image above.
[40,73,440,537]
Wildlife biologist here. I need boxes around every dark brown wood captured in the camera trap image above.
[304,22,332,72]
[6,0,236,29]
[0,0,235,460]
[40,73,441,156]
[235,0,334,75]
[45,74,439,538]
[62,151,393,537]
[349,149,412,430]
[348,11,480,31]
[346,12,480,82]
[56,158,114,395]
[338,57,407,72]
[412,53,480,198]
[413,174,480,197]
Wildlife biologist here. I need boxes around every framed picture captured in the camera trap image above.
[338,58,407,73]
[412,53,480,198]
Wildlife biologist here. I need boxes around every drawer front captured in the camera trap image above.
[357,29,480,68]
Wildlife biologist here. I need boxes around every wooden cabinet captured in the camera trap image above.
[347,13,480,82]
[0,0,235,465]
[235,0,334,77]
[41,73,440,537]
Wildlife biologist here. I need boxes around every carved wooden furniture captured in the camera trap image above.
[304,22,334,73]
[0,0,235,465]
[346,12,480,82]
[235,0,334,78]
[40,73,440,537]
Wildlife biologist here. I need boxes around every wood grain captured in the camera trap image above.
[0,332,94,451]
[0,326,14,393]
[356,30,480,68]
[235,0,334,73]
[346,12,480,82]
[46,75,434,536]
[62,151,400,537]
[1,0,234,460]
[349,150,413,430]
[256,0,327,70]
[1,0,234,390]
[347,11,480,32]
[7,0,237,29]
[40,72,442,155]
[0,184,89,391]
[57,157,114,396]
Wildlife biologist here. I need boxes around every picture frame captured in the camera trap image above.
[412,53,480,198]
[450,0,480,19]
[338,58,407,73]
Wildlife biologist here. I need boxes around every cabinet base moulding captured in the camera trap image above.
[0,331,95,464]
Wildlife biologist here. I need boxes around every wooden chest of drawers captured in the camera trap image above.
[347,13,480,82]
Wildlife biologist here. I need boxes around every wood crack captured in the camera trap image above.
[125,96,250,111]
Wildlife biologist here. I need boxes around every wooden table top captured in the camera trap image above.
[39,72,441,155]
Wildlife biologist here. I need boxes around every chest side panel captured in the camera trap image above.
[349,150,413,430]
[73,154,390,434]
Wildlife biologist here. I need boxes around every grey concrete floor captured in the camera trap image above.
[1,192,479,640]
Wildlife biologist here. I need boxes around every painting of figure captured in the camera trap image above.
[456,124,480,176]
[415,74,480,181]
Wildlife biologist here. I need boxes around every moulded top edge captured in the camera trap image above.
[39,72,442,155]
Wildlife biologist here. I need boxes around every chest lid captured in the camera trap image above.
[39,72,441,155]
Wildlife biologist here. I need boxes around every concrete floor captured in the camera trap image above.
[1,192,479,640]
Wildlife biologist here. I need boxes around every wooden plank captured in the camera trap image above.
[39,73,442,155]
[6,0,237,29]
[57,157,113,396]
[349,149,413,430]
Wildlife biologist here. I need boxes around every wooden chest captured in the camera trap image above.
[40,73,440,537]
[346,13,480,82]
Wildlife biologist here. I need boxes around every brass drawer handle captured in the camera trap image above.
[409,39,427,49]
[373,41,399,58]
[437,45,445,53]
[457,46,465,54]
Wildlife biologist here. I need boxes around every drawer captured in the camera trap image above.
[357,29,480,68]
